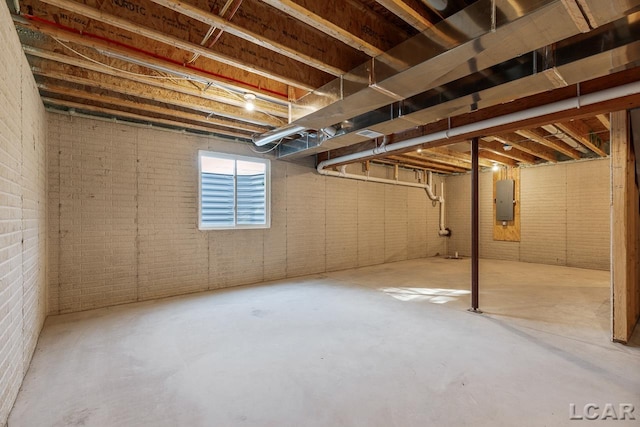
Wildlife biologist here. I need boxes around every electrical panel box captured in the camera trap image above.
[496,179,515,221]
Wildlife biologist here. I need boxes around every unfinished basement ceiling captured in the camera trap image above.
[7,0,640,173]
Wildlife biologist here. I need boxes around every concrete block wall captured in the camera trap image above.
[47,114,448,314]
[0,2,48,425]
[446,158,611,270]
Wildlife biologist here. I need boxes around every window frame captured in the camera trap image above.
[198,150,271,230]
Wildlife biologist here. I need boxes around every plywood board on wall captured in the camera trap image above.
[493,167,521,242]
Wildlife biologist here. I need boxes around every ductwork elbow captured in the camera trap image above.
[253,124,307,146]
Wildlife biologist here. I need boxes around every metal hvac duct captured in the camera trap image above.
[250,0,640,153]
[276,7,640,158]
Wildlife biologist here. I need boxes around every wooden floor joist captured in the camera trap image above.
[554,121,608,157]
[38,83,266,134]
[480,139,536,164]
[43,97,253,138]
[516,129,582,160]
[30,63,273,132]
[149,0,350,76]
[15,17,292,108]
[32,0,325,90]
[22,45,286,125]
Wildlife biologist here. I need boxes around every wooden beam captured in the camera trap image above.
[15,16,291,106]
[515,128,582,160]
[386,155,467,173]
[401,151,471,170]
[491,134,558,163]
[372,158,458,174]
[478,151,519,167]
[554,121,608,157]
[479,138,537,164]
[22,44,285,126]
[149,0,352,76]
[610,110,640,343]
[29,60,272,132]
[260,0,408,57]
[43,97,252,137]
[35,0,326,90]
[373,0,456,47]
[374,0,434,32]
[427,147,494,168]
[37,82,264,134]
[596,113,611,130]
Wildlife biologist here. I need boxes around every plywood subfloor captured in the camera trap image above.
[9,258,640,426]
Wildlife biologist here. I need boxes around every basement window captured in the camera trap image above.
[198,151,270,230]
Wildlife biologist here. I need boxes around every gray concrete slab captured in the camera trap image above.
[9,258,640,426]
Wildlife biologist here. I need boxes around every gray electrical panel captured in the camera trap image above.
[496,179,515,221]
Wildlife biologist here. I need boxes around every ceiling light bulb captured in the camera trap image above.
[417,148,423,153]
[492,164,500,172]
[244,93,256,112]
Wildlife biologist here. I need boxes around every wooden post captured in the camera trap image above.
[611,110,640,343]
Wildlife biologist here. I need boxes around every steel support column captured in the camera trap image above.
[470,137,481,313]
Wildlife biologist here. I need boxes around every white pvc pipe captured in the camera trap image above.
[424,171,439,201]
[438,181,448,236]
[317,81,640,171]
[317,80,640,239]
[319,166,451,236]
[323,166,432,189]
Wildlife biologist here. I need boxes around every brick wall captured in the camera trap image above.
[0,2,47,425]
[47,114,448,314]
[446,159,611,270]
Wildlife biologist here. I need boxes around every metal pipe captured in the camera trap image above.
[470,137,480,312]
[316,80,640,171]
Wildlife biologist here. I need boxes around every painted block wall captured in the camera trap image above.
[46,113,448,314]
[446,158,611,270]
[0,2,48,425]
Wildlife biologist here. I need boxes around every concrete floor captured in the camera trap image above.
[9,258,640,426]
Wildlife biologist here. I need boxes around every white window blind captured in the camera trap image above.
[199,152,270,229]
